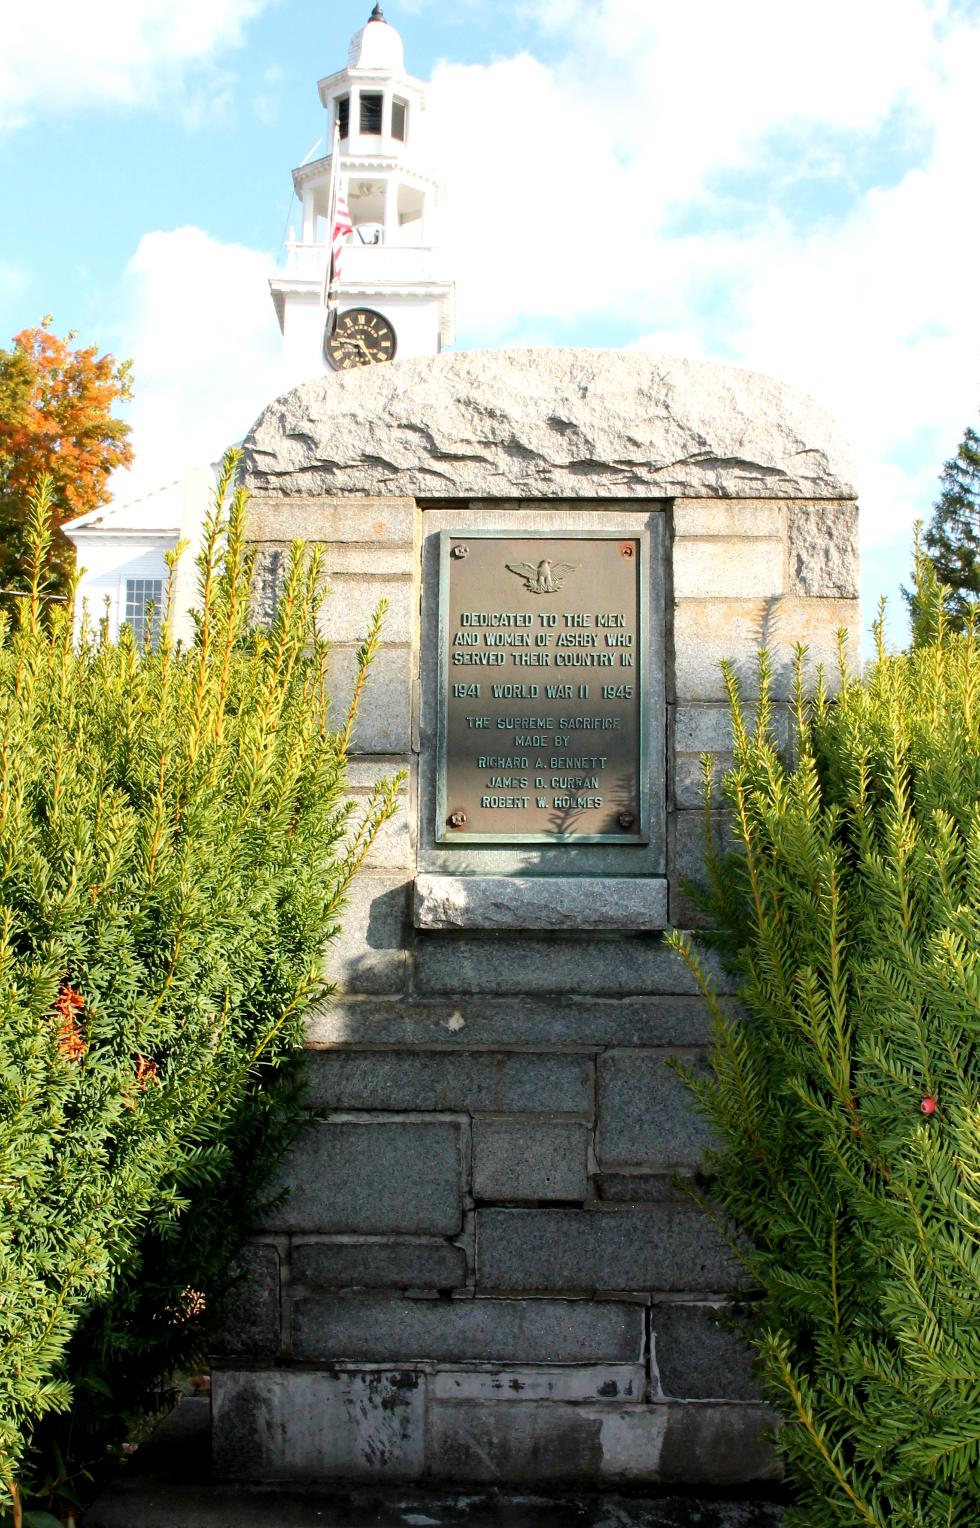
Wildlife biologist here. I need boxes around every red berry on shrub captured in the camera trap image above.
[921,1096,937,1115]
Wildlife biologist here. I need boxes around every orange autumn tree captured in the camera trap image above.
[0,316,134,597]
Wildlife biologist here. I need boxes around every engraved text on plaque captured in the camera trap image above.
[436,530,648,843]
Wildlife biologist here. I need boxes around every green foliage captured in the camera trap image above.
[670,580,980,1526]
[909,415,980,630]
[0,458,400,1519]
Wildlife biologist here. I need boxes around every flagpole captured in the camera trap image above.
[322,118,342,315]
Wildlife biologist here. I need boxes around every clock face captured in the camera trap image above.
[325,308,397,370]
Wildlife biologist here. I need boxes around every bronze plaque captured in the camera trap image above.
[436,530,649,843]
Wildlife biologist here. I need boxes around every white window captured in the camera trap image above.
[124,577,164,646]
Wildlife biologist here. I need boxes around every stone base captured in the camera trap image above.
[413,876,670,931]
[84,1399,786,1528]
[211,1368,779,1488]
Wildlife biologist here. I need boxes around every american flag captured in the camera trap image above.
[330,188,353,290]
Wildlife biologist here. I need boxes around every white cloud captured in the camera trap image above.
[432,52,628,338]
[0,0,268,133]
[525,0,950,150]
[428,0,980,645]
[110,226,283,499]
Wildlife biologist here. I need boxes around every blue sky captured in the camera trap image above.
[2,0,979,650]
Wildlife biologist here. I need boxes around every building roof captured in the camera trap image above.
[61,479,184,537]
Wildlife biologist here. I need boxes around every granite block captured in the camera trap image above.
[787,501,859,598]
[305,994,731,1049]
[428,1401,590,1483]
[210,1242,280,1360]
[427,1399,605,1483]
[414,935,717,998]
[477,1208,736,1294]
[427,1400,673,1484]
[262,1120,463,1235]
[673,596,859,703]
[211,1369,424,1481]
[290,1294,645,1364]
[358,808,413,871]
[413,875,668,932]
[659,1403,780,1484]
[597,1050,715,1171]
[244,495,417,545]
[318,575,414,645]
[672,500,784,538]
[674,702,790,756]
[651,1303,759,1401]
[324,873,411,996]
[669,810,737,929]
[673,537,783,600]
[291,1239,467,1291]
[472,1121,589,1202]
[343,755,412,790]
[303,1050,591,1115]
[242,351,856,501]
[324,645,412,754]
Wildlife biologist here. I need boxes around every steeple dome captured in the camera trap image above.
[347,5,405,72]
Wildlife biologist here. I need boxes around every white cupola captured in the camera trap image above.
[270,4,455,384]
[348,4,405,71]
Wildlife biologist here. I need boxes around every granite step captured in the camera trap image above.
[83,1399,786,1528]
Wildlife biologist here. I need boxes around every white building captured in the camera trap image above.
[270,3,455,382]
[65,5,450,633]
[63,469,211,647]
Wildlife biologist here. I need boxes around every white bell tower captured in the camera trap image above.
[270,4,455,382]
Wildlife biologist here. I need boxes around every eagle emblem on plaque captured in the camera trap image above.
[505,558,578,594]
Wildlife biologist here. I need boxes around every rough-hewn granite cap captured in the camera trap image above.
[242,348,856,501]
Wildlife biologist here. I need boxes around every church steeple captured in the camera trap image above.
[269,7,454,381]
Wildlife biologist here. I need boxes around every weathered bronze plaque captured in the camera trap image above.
[436,529,649,843]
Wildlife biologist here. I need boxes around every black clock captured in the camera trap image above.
[325,307,398,370]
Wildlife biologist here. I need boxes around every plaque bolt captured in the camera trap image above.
[448,810,467,828]
[617,811,636,830]
[620,543,634,558]
[451,544,469,559]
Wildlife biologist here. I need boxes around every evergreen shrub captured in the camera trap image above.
[920,417,980,629]
[671,569,980,1526]
[0,460,399,1524]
